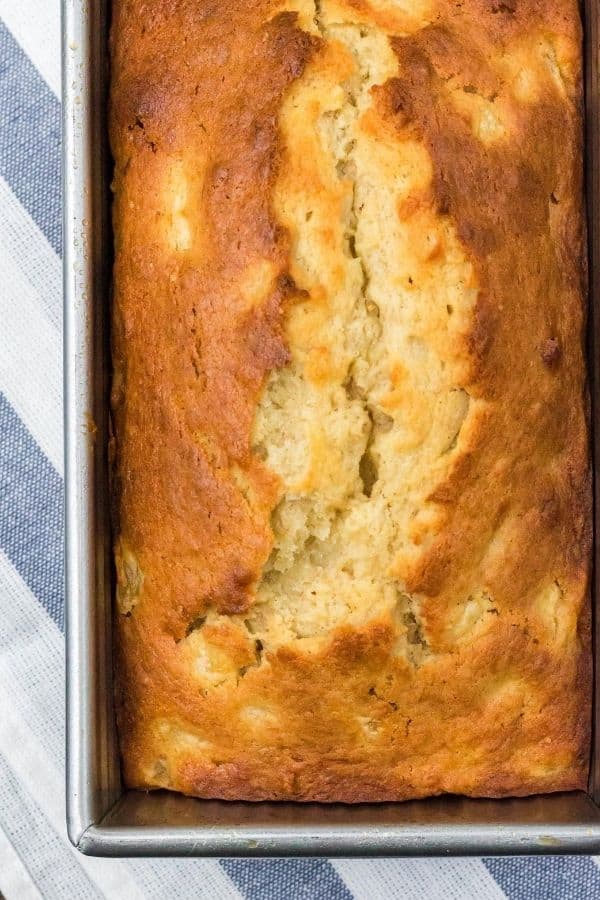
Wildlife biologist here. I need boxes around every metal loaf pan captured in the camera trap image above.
[63,0,600,856]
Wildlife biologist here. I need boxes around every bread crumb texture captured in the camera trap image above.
[110,0,591,801]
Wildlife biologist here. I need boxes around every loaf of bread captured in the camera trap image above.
[110,0,591,801]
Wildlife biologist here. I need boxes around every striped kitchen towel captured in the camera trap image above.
[0,1,598,897]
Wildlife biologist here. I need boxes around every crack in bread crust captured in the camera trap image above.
[111,0,591,801]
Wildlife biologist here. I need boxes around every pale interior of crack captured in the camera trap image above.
[244,8,477,657]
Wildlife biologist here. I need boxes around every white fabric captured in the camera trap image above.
[0,185,63,473]
[1,0,61,95]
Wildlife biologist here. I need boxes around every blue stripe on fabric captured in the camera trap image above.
[0,393,63,629]
[483,856,600,900]
[221,860,353,900]
[0,21,61,256]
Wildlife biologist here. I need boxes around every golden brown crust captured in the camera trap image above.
[111,0,591,802]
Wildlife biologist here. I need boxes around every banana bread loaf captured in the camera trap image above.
[110,0,591,801]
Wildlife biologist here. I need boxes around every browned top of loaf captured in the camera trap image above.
[110,0,591,802]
